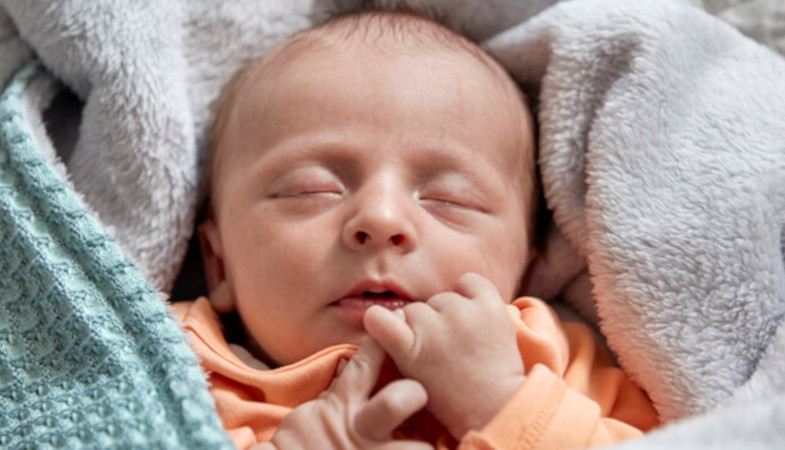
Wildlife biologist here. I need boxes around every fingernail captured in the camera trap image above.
[395,309,405,319]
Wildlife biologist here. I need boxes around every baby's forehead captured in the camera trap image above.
[244,11,511,89]
[236,18,530,135]
[214,11,535,195]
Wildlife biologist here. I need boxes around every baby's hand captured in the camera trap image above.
[253,339,432,450]
[364,273,526,440]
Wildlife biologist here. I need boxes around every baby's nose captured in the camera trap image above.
[343,191,416,253]
[354,230,406,246]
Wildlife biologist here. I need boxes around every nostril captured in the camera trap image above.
[352,231,407,247]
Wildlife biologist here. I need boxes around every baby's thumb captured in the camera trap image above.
[330,338,387,401]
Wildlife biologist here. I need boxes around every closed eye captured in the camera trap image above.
[419,196,488,214]
[420,197,468,208]
[417,173,490,215]
[267,176,343,214]
[268,187,342,215]
[272,189,342,198]
[266,164,345,200]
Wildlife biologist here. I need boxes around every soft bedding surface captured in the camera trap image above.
[0,64,232,449]
[1,0,785,447]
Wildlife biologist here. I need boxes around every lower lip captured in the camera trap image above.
[332,297,410,323]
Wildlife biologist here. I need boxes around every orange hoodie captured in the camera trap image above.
[172,297,658,449]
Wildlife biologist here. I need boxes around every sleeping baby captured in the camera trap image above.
[172,8,659,449]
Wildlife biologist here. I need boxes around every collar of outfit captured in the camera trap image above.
[171,296,659,450]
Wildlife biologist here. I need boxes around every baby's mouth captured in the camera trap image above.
[331,280,416,321]
[361,291,398,299]
[333,279,416,313]
[334,291,411,310]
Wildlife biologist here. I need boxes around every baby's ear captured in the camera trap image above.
[197,220,235,313]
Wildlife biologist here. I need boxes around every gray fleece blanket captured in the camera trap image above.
[1,0,784,447]
[487,1,785,446]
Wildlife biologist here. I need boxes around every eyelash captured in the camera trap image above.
[420,197,466,208]
[420,195,490,216]
[273,189,341,198]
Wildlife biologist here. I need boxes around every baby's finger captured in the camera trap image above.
[364,305,416,359]
[331,338,386,401]
[454,273,501,303]
[354,379,428,441]
[426,291,465,312]
[319,358,350,399]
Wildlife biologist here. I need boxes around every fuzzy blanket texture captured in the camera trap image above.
[0,64,233,448]
[1,0,784,447]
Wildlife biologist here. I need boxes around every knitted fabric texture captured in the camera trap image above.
[0,63,233,449]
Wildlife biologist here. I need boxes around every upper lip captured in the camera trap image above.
[340,279,415,302]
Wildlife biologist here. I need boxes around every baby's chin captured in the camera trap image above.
[251,329,370,369]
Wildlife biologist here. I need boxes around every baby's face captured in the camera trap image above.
[204,43,532,366]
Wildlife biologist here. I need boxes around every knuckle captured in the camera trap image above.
[461,272,481,281]
[401,301,431,320]
[349,353,373,374]
[458,272,482,287]
[428,292,460,304]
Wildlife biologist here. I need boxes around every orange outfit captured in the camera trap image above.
[172,297,658,449]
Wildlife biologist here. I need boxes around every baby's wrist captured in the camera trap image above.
[444,374,526,439]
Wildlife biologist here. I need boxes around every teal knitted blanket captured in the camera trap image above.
[0,64,233,448]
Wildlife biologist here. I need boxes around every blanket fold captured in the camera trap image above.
[0,0,332,292]
[2,0,785,447]
[0,64,232,449]
[486,0,785,424]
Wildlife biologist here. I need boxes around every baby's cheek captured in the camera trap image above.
[479,251,519,296]
[493,241,529,298]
